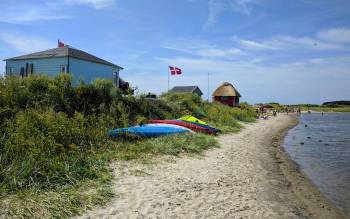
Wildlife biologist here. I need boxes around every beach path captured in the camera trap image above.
[76,115,314,218]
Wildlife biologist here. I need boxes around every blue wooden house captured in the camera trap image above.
[3,45,127,88]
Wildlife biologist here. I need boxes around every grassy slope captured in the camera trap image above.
[0,74,256,218]
[1,134,218,218]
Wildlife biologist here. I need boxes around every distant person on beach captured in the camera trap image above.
[322,112,324,116]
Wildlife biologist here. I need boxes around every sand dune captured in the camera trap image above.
[77,115,346,219]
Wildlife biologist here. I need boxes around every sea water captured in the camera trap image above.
[283,113,350,213]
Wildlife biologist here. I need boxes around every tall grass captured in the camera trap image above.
[0,74,256,218]
[160,93,257,132]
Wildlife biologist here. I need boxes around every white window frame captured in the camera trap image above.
[60,65,68,73]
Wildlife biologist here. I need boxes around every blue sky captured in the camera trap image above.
[0,0,350,104]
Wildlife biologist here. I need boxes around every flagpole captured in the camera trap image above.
[167,66,170,92]
[207,72,210,102]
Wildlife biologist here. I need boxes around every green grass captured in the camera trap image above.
[113,133,219,160]
[0,133,219,218]
[1,175,114,218]
[0,74,255,218]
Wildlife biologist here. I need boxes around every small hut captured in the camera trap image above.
[212,82,241,107]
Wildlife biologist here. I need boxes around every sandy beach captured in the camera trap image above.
[77,115,347,219]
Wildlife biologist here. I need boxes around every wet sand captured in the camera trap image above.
[77,115,347,218]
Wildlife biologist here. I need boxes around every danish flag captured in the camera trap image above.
[58,40,65,48]
[169,66,182,75]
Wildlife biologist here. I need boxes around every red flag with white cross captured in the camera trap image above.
[169,66,182,75]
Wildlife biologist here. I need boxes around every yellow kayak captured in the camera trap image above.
[178,115,207,125]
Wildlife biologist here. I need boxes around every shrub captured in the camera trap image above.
[0,75,257,189]
[0,74,258,217]
[0,109,108,190]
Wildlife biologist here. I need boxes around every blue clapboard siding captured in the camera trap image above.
[69,57,116,83]
[5,56,120,84]
[6,57,68,77]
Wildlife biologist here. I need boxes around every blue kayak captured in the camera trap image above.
[108,124,190,138]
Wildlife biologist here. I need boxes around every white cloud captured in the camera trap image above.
[229,0,256,15]
[204,0,256,28]
[62,0,116,9]
[164,45,246,59]
[0,0,116,23]
[235,35,348,51]
[196,48,245,57]
[278,36,346,50]
[318,28,350,43]
[250,57,265,63]
[237,39,279,50]
[309,58,324,64]
[204,0,227,28]
[0,4,69,23]
[0,33,52,53]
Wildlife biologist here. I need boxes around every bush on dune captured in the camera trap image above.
[160,93,257,132]
[1,109,108,190]
[0,74,257,190]
[0,74,257,218]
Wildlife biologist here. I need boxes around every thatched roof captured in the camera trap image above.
[212,82,241,97]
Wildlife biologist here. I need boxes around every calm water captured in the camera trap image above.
[283,113,350,213]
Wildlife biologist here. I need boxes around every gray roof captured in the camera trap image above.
[169,86,203,95]
[4,46,123,69]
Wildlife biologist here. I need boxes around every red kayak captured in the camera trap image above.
[149,120,215,135]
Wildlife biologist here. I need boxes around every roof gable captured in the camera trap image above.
[169,86,202,94]
[4,46,122,69]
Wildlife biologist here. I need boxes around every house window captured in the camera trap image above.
[20,67,25,77]
[28,63,34,76]
[60,65,68,73]
[220,96,229,100]
[6,67,13,75]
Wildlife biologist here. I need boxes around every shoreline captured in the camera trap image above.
[77,115,348,218]
[274,115,348,218]
[271,115,348,218]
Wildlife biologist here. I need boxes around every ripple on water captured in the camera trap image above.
[283,113,350,213]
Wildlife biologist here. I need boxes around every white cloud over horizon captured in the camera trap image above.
[0,33,53,53]
[234,33,350,51]
[229,0,256,15]
[318,28,350,43]
[164,45,247,59]
[0,0,116,23]
[204,0,256,28]
[0,3,69,23]
[62,0,116,9]
[125,55,350,104]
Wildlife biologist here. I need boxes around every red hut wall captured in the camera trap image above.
[214,96,238,106]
